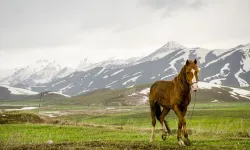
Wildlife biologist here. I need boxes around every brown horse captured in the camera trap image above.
[149,59,199,146]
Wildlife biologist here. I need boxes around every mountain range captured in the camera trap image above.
[1,41,250,96]
[0,60,74,89]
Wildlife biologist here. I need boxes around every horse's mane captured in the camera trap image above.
[173,65,190,92]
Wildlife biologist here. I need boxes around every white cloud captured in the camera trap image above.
[0,0,249,69]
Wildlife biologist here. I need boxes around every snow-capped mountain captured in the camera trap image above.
[137,41,186,62]
[0,60,75,88]
[77,57,141,72]
[29,41,250,96]
[1,41,250,96]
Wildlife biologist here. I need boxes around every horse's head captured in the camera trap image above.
[185,59,199,92]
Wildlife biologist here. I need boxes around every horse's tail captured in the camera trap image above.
[155,102,161,121]
[149,81,161,121]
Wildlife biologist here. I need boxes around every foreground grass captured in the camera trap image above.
[0,124,249,150]
[0,102,249,149]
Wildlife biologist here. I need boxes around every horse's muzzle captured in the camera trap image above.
[191,82,198,92]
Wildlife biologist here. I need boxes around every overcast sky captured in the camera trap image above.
[0,0,249,69]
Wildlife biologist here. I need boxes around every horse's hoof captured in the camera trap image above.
[150,134,155,143]
[178,139,185,146]
[184,138,191,146]
[162,134,167,141]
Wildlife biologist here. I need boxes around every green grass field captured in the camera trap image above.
[0,102,250,149]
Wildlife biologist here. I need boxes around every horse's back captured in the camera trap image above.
[151,80,173,90]
[149,80,173,98]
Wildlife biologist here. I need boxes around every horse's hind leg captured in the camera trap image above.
[149,101,156,142]
[159,108,171,141]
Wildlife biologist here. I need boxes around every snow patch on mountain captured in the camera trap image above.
[69,74,75,78]
[198,82,222,89]
[48,92,71,98]
[88,81,93,87]
[139,88,150,95]
[52,80,66,87]
[122,75,141,85]
[128,93,138,96]
[132,72,142,76]
[94,68,106,77]
[204,63,230,82]
[235,68,249,87]
[209,78,226,85]
[161,74,176,80]
[106,80,118,87]
[242,48,250,72]
[122,74,130,79]
[79,89,90,94]
[198,82,250,100]
[141,96,148,103]
[103,75,108,79]
[0,85,38,95]
[165,50,188,73]
[59,84,74,93]
[111,69,124,76]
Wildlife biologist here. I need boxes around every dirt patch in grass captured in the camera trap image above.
[0,112,71,125]
[3,141,191,150]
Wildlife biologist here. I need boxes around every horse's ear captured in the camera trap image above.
[186,60,189,65]
[194,59,197,64]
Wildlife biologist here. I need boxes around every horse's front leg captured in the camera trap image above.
[181,107,191,146]
[173,105,190,146]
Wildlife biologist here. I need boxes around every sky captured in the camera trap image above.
[0,0,250,70]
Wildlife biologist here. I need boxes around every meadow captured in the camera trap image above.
[0,101,250,150]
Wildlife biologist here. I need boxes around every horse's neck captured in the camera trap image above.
[174,67,190,93]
